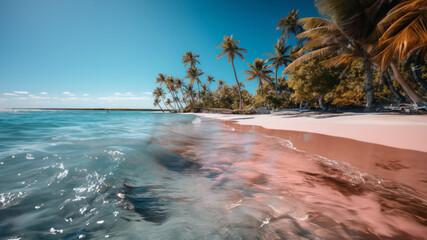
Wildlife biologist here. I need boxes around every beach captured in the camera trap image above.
[193,112,427,196]
[193,112,427,153]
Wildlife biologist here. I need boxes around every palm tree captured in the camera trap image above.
[277,9,304,46]
[153,97,164,112]
[156,73,177,108]
[217,79,225,90]
[243,58,273,96]
[200,83,209,106]
[153,87,169,110]
[185,66,204,102]
[183,83,196,107]
[284,16,377,110]
[174,78,187,107]
[206,75,216,107]
[182,51,201,68]
[315,0,427,106]
[167,76,184,111]
[216,35,247,110]
[265,38,293,98]
[372,0,427,106]
[156,73,168,86]
[206,75,216,90]
[165,98,173,110]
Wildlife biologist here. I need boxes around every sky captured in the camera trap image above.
[0,0,319,108]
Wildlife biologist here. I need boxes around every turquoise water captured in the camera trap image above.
[0,110,426,239]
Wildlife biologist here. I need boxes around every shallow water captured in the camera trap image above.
[0,110,426,239]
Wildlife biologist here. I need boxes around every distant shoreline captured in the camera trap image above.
[2,108,165,111]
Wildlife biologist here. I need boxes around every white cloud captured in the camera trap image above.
[62,91,75,96]
[4,93,18,96]
[0,98,7,101]
[16,97,28,100]
[40,92,48,95]
[82,93,90,97]
[14,91,29,94]
[114,92,133,96]
[29,94,50,100]
[142,92,152,95]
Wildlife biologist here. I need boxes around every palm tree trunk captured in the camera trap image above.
[189,92,196,107]
[411,65,427,91]
[172,91,183,111]
[180,89,188,108]
[231,60,243,110]
[161,99,170,111]
[177,97,184,111]
[382,71,406,104]
[318,95,327,111]
[158,105,164,113]
[275,66,278,98]
[197,82,200,104]
[166,86,177,110]
[390,62,427,107]
[363,59,375,111]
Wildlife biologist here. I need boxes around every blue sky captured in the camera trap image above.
[0,0,319,108]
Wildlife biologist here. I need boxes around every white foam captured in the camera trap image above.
[192,117,202,125]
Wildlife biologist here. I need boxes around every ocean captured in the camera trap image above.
[0,110,426,239]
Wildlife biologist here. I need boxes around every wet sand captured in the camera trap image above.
[224,121,427,197]
[184,117,427,238]
[192,112,427,196]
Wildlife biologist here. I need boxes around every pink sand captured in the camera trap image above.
[193,113,427,153]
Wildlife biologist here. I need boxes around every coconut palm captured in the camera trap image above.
[277,9,304,46]
[182,51,200,68]
[165,98,174,110]
[206,75,216,89]
[216,35,247,110]
[156,73,168,86]
[153,87,169,110]
[265,38,293,98]
[156,73,176,108]
[217,80,225,90]
[174,78,187,107]
[200,84,209,106]
[205,75,215,107]
[372,0,427,106]
[315,0,427,106]
[185,66,204,102]
[284,17,377,110]
[243,58,273,96]
[153,97,164,112]
[167,76,184,111]
[183,83,196,107]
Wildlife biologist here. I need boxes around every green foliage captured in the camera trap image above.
[288,57,341,106]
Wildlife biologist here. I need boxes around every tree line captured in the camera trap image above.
[153,0,426,112]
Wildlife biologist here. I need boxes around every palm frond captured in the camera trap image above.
[284,46,340,73]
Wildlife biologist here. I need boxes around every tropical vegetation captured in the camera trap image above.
[152,0,426,113]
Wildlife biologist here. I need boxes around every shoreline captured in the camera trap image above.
[192,112,427,153]
[192,112,427,196]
